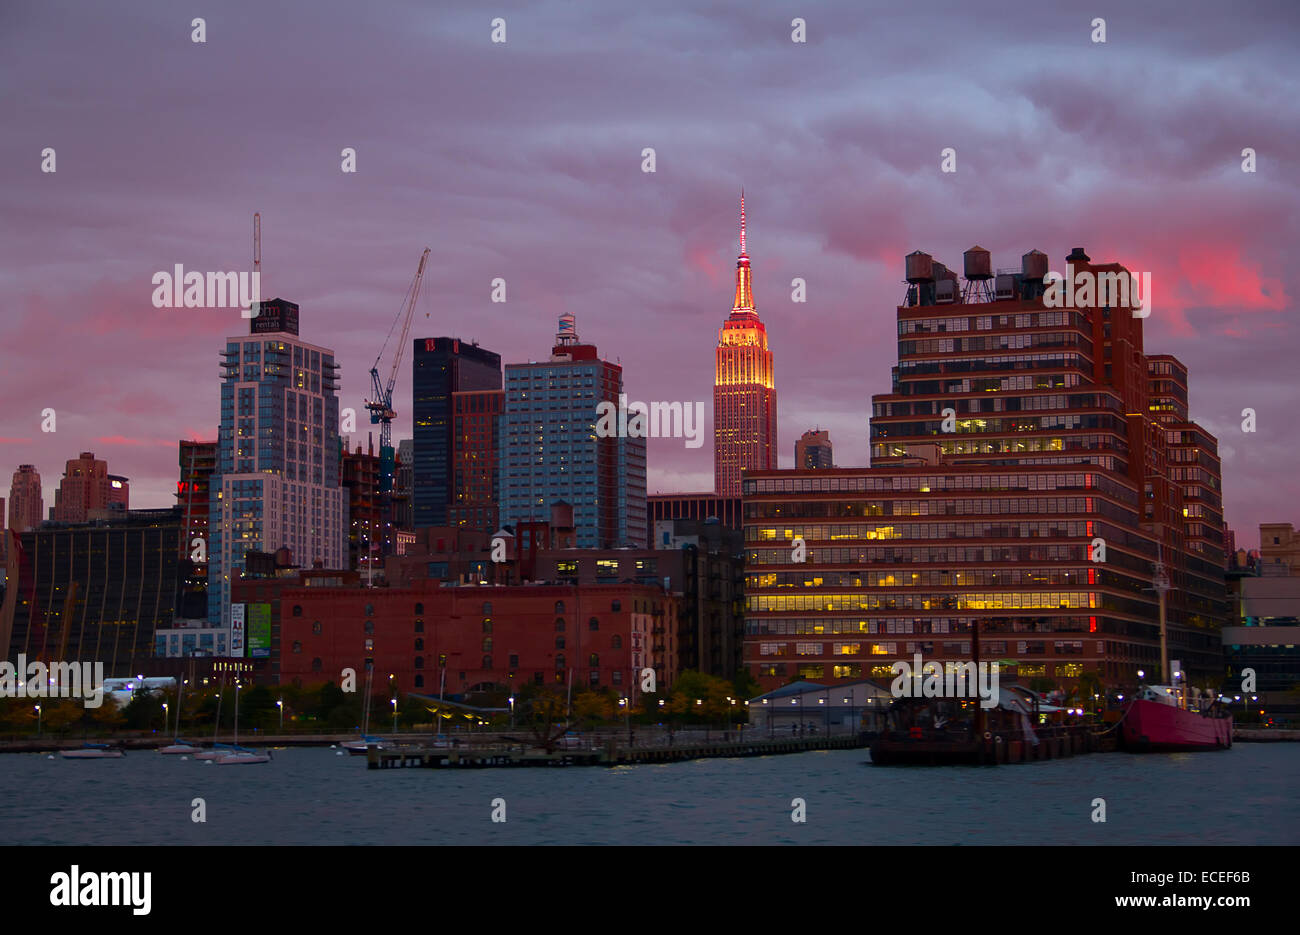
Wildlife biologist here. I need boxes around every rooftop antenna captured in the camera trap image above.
[252,212,262,315]
[739,188,747,256]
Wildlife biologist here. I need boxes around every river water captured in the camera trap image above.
[5,744,1295,845]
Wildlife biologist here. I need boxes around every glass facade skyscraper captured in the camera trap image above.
[412,337,501,528]
[208,299,346,626]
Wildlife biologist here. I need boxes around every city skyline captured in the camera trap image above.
[2,1,1297,547]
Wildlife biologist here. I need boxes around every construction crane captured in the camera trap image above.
[366,247,430,492]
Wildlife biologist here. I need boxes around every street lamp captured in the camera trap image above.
[391,697,398,735]
[163,702,169,736]
[277,698,284,731]
[509,695,515,729]
[35,705,41,738]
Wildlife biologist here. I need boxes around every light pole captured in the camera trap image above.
[509,695,515,730]
[35,705,41,738]
[163,702,169,736]
[392,697,398,735]
[277,698,284,732]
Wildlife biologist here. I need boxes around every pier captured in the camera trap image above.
[368,733,866,769]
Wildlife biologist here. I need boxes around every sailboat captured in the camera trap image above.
[341,666,385,755]
[1120,545,1232,752]
[159,675,200,754]
[193,676,230,760]
[215,682,272,765]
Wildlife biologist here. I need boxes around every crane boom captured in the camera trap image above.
[366,247,430,485]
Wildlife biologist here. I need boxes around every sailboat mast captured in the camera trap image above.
[213,675,224,744]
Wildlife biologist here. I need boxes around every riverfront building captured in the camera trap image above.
[742,246,1228,692]
[1,509,181,672]
[278,580,675,698]
[208,299,347,626]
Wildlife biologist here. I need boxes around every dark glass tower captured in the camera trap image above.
[412,338,501,528]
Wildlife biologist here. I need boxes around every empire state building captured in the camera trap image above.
[714,193,776,497]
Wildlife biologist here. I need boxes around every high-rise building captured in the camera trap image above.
[208,298,347,626]
[52,452,125,523]
[500,314,647,549]
[743,245,1227,691]
[392,438,414,530]
[342,439,385,577]
[795,429,833,469]
[451,388,503,532]
[177,440,217,557]
[177,439,217,620]
[714,193,777,497]
[8,465,43,534]
[412,338,502,528]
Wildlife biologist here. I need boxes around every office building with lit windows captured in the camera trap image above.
[208,299,346,626]
[742,246,1227,693]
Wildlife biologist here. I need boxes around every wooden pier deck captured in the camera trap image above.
[368,734,866,769]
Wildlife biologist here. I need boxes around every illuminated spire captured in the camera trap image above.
[733,190,754,312]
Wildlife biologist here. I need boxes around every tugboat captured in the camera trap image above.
[1119,548,1233,752]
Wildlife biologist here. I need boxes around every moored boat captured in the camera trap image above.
[214,748,272,765]
[341,733,388,755]
[159,739,202,755]
[1121,685,1232,752]
[61,743,125,759]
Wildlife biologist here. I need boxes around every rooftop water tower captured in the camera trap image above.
[904,251,936,306]
[962,245,995,303]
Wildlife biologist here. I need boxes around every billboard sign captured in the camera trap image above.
[247,603,272,658]
[230,603,245,657]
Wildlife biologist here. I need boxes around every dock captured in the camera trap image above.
[368,733,866,769]
[871,724,1116,766]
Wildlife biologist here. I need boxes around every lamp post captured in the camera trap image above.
[35,705,41,738]
[277,698,283,732]
[392,697,398,735]
[509,695,515,730]
[163,702,169,736]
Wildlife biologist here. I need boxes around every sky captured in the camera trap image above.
[1,0,1297,548]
